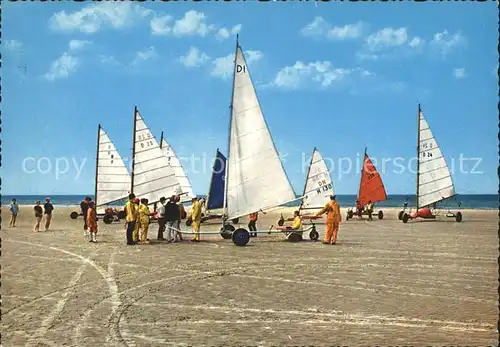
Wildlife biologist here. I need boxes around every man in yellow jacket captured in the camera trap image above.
[316,195,342,245]
[125,193,138,245]
[190,196,202,242]
[277,210,302,231]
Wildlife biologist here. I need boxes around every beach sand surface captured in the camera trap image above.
[2,205,497,346]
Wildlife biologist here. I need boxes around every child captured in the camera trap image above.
[9,199,19,227]
[33,201,43,232]
[139,199,151,244]
[86,201,98,243]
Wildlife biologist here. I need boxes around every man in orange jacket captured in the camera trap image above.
[316,195,342,245]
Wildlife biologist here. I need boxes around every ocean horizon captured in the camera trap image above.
[2,194,498,210]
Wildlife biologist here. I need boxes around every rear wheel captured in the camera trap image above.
[288,232,303,243]
[231,218,239,224]
[232,228,250,246]
[378,211,384,220]
[103,214,114,224]
[117,210,126,219]
[277,217,285,227]
[309,229,319,241]
[455,211,462,223]
[70,212,79,220]
[402,213,409,224]
[398,211,404,220]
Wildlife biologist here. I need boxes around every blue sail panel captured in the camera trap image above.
[206,150,226,210]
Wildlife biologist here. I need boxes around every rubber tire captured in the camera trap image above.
[117,210,126,219]
[309,230,319,241]
[288,233,303,243]
[398,211,404,220]
[220,230,232,239]
[70,212,79,220]
[402,213,409,224]
[186,218,192,227]
[220,224,235,233]
[455,211,462,223]
[277,218,285,227]
[378,211,384,220]
[232,228,250,246]
[103,214,114,224]
[232,218,239,224]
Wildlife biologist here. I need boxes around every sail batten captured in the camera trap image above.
[160,137,195,200]
[357,151,387,206]
[300,149,334,210]
[132,109,182,204]
[226,43,296,219]
[96,126,131,208]
[416,109,455,208]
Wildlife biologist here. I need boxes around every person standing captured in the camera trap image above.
[248,212,258,237]
[139,198,151,244]
[124,194,137,245]
[43,198,54,231]
[175,195,185,241]
[190,196,202,242]
[133,198,141,243]
[156,197,167,241]
[9,198,19,227]
[366,200,374,221]
[165,195,179,243]
[316,195,342,245]
[33,201,43,232]
[86,201,98,243]
[80,197,91,237]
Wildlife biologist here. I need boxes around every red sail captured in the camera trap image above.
[358,153,387,206]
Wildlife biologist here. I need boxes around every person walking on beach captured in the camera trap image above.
[175,195,185,241]
[34,201,43,232]
[9,198,19,227]
[165,195,180,242]
[156,197,167,241]
[81,197,91,236]
[86,201,98,243]
[139,198,151,244]
[316,195,342,245]
[190,196,202,242]
[124,194,138,245]
[43,198,54,231]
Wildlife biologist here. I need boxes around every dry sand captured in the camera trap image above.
[2,205,497,346]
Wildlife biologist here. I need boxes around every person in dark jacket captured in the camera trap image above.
[44,198,54,231]
[164,195,180,242]
[81,197,91,236]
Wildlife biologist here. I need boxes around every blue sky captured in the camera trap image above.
[2,2,497,195]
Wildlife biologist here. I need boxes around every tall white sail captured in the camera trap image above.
[226,43,296,220]
[132,109,181,203]
[161,137,195,200]
[417,109,455,208]
[300,148,334,210]
[96,126,131,210]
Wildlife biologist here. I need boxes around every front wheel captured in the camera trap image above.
[455,211,462,223]
[378,211,384,220]
[232,228,250,246]
[117,210,126,219]
[402,213,409,224]
[309,229,319,241]
[398,211,404,220]
[103,214,114,224]
[70,211,79,220]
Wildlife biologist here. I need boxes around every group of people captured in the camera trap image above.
[8,197,54,232]
[355,199,374,220]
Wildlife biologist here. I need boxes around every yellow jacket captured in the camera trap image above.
[291,216,302,230]
[316,200,341,223]
[191,201,201,222]
[125,200,138,222]
[139,204,150,222]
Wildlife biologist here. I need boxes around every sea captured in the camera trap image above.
[3,194,498,210]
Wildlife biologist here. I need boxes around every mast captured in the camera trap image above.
[299,147,316,211]
[357,146,367,201]
[130,105,137,195]
[94,124,101,206]
[222,34,239,225]
[159,130,164,149]
[416,104,421,210]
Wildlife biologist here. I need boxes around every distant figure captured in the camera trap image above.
[124,194,137,245]
[316,195,341,245]
[366,200,374,221]
[175,195,185,241]
[33,201,43,232]
[355,199,364,217]
[277,210,302,231]
[165,195,180,243]
[9,198,19,227]
[81,197,91,236]
[156,197,167,241]
[139,198,151,244]
[248,212,258,232]
[43,198,54,231]
[86,201,98,243]
[133,198,141,242]
[190,196,202,242]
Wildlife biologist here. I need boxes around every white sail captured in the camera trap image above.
[417,109,455,208]
[132,109,182,203]
[96,126,131,209]
[300,148,334,210]
[226,44,296,220]
[161,137,195,200]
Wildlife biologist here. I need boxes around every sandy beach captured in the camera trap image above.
[2,205,497,346]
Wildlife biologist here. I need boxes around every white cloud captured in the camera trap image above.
[68,39,92,51]
[215,24,242,41]
[99,55,120,66]
[131,46,158,65]
[44,53,79,81]
[356,52,379,61]
[151,15,173,35]
[211,50,264,79]
[179,47,210,68]
[365,27,408,51]
[151,10,215,37]
[4,39,23,51]
[50,2,153,33]
[453,68,467,79]
[408,36,424,49]
[271,61,372,90]
[430,30,466,57]
[300,17,364,40]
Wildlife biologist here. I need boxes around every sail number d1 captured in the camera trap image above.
[236,65,247,74]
